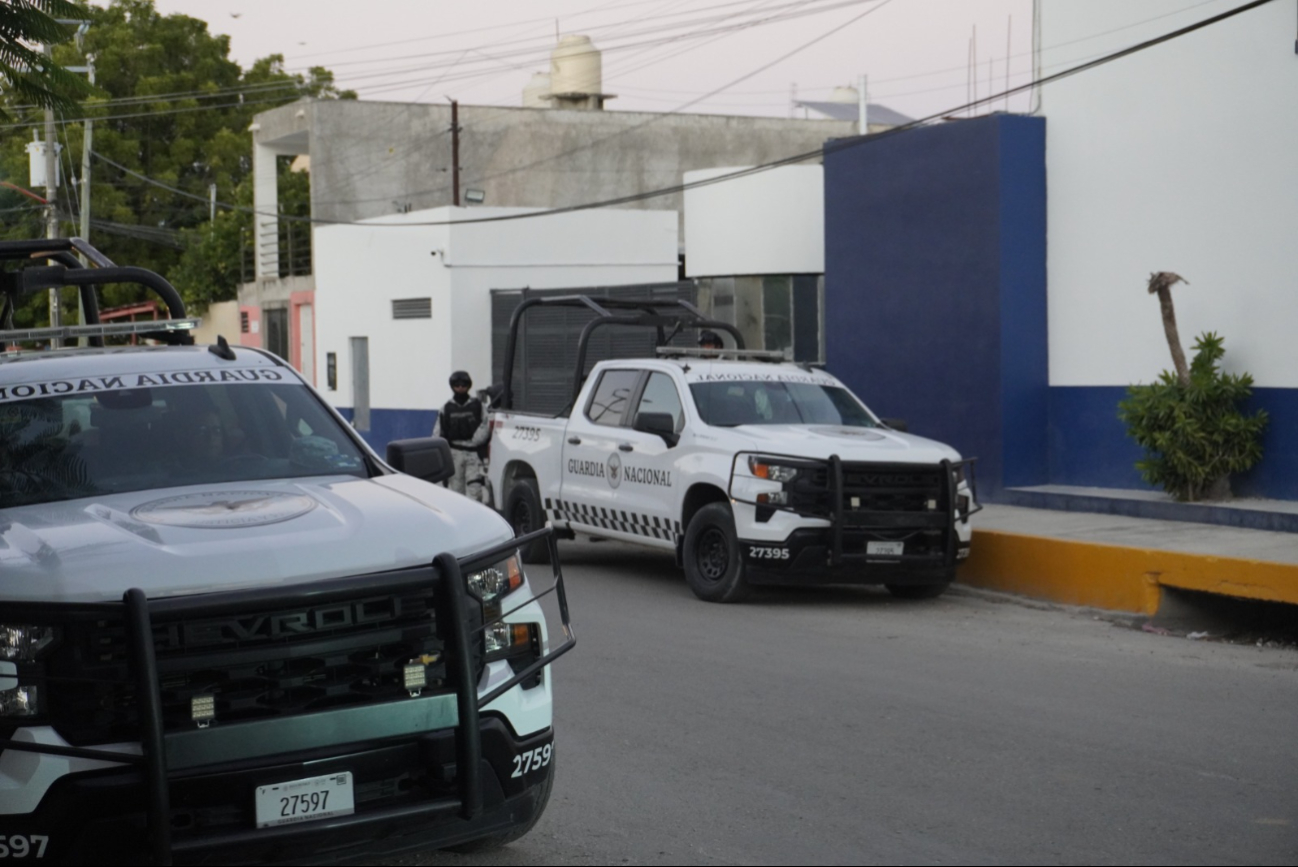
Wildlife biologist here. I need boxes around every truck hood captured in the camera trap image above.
[720,424,962,463]
[0,475,513,604]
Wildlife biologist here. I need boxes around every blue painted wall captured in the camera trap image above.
[1050,386,1298,500]
[824,113,1295,502]
[823,115,1047,499]
[336,408,438,454]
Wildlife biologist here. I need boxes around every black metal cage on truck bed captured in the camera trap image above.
[0,238,196,349]
[499,294,745,413]
[0,528,574,865]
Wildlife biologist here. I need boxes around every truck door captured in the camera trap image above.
[611,371,686,549]
[559,367,644,541]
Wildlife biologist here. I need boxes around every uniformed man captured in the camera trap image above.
[433,370,490,503]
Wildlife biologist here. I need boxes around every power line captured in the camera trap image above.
[92,0,1275,232]
[455,0,892,193]
[310,0,885,209]
[0,0,1221,128]
[0,0,867,131]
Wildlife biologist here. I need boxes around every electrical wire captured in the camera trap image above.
[455,0,892,193]
[1,0,1224,124]
[90,0,1274,231]
[0,0,867,130]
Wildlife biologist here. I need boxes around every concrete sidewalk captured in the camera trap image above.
[959,503,1298,615]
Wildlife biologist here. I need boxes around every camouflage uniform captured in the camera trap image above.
[433,398,491,504]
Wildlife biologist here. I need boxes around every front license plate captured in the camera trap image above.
[255,771,355,829]
[867,541,904,556]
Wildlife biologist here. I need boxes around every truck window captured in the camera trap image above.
[585,368,641,427]
[0,380,371,509]
[689,381,879,428]
[634,372,684,432]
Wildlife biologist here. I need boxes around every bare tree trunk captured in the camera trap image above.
[1147,272,1189,386]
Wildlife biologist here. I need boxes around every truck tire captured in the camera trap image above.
[445,754,555,852]
[505,478,550,564]
[885,571,953,600]
[682,502,750,603]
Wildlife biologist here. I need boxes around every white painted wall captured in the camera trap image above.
[1042,0,1298,387]
[683,165,824,277]
[313,207,679,412]
[313,219,450,413]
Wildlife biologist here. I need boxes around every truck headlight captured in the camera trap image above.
[466,555,523,608]
[1,625,56,718]
[1,625,55,661]
[748,456,799,483]
[485,622,534,658]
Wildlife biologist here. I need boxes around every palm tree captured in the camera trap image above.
[1146,271,1189,386]
[0,1,92,115]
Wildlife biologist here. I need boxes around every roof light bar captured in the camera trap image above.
[654,346,791,362]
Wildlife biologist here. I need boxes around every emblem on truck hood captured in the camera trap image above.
[131,490,317,529]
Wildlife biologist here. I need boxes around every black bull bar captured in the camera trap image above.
[728,454,982,568]
[0,528,574,865]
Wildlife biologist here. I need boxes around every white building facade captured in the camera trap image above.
[311,206,678,448]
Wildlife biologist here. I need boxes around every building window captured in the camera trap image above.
[240,310,250,334]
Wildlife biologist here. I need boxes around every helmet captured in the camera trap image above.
[449,370,472,388]
[698,330,723,349]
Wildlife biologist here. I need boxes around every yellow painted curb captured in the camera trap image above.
[957,529,1298,614]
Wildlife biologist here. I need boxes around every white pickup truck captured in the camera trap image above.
[488,296,978,603]
[0,239,573,864]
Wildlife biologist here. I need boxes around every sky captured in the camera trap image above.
[143,0,1042,121]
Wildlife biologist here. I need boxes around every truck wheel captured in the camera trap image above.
[886,571,953,600]
[683,502,750,603]
[505,478,550,565]
[445,754,555,852]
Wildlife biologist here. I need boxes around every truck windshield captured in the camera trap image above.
[0,379,371,509]
[689,381,879,428]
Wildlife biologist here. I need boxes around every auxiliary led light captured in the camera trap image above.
[190,695,216,727]
[403,663,428,697]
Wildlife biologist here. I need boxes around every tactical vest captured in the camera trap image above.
[441,398,483,444]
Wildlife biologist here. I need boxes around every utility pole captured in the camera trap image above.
[78,55,94,245]
[209,183,217,231]
[42,43,61,344]
[448,98,461,207]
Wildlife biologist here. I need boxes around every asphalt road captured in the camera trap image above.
[378,538,1298,866]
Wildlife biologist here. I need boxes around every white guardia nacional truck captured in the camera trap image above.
[0,240,573,865]
[489,296,980,603]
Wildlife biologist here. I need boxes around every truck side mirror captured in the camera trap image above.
[880,417,908,433]
[387,437,455,484]
[634,412,679,447]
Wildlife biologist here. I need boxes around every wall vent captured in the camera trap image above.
[392,297,432,320]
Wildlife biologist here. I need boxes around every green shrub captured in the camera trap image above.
[1118,332,1268,501]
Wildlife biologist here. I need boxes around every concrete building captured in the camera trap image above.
[310,205,678,449]
[240,34,854,379]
